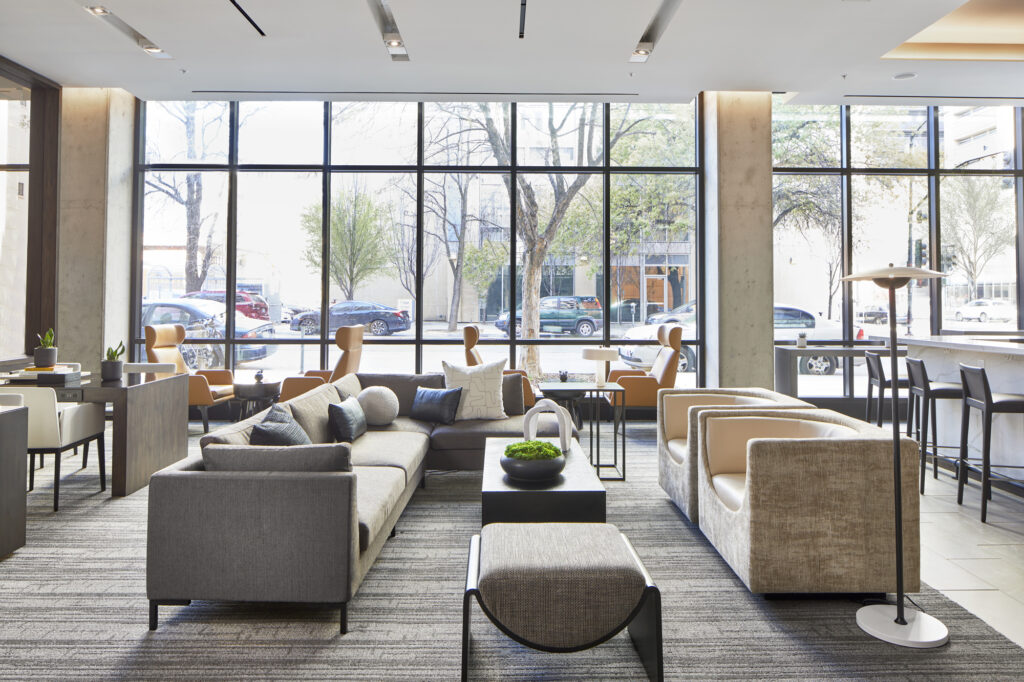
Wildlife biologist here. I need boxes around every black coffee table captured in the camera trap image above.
[481,437,606,525]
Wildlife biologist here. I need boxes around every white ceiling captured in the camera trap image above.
[0,0,1021,104]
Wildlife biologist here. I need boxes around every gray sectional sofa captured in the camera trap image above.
[147,371,568,632]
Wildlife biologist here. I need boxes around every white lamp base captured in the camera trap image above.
[856,604,949,648]
[594,361,607,387]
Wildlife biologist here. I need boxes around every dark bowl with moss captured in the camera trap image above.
[500,440,566,482]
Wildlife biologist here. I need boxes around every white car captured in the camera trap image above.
[616,304,856,375]
[954,299,1014,323]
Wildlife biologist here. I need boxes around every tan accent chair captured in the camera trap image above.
[607,324,681,409]
[279,376,327,402]
[657,388,812,523]
[695,408,920,594]
[463,324,536,408]
[145,324,234,433]
[0,386,105,511]
[305,326,365,385]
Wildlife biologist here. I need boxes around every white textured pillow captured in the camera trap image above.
[442,359,507,420]
[356,386,400,426]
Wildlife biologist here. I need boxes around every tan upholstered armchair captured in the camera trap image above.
[695,408,920,594]
[656,388,811,523]
[145,324,233,433]
[463,324,536,407]
[607,324,681,409]
[304,326,364,383]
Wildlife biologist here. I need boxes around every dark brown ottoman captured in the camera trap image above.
[462,522,662,681]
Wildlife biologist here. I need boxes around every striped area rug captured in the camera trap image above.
[0,422,1022,679]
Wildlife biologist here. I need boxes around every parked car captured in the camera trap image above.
[183,290,270,320]
[954,299,1014,323]
[140,298,275,368]
[495,296,603,337]
[617,304,860,375]
[856,304,908,325]
[289,300,411,336]
[646,300,697,325]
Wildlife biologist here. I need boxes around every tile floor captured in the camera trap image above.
[919,466,1024,646]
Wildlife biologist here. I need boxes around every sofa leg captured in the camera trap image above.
[420,473,426,489]
[149,601,158,630]
[340,602,347,635]
[28,453,34,491]
[390,526,396,538]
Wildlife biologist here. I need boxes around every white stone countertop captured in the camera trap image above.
[895,335,1024,356]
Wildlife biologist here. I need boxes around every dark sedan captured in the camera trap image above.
[140,298,275,367]
[290,300,411,336]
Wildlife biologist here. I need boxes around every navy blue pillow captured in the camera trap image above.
[410,386,463,425]
[250,404,312,446]
[328,397,368,443]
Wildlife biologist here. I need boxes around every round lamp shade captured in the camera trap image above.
[842,264,945,289]
[581,348,619,362]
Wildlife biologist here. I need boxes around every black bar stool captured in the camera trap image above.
[865,351,910,428]
[906,358,963,494]
[958,364,1024,522]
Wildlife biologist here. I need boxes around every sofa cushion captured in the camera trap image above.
[357,386,400,426]
[350,431,428,483]
[443,359,507,420]
[366,416,434,438]
[285,382,343,443]
[410,386,462,425]
[711,473,746,511]
[356,373,445,416]
[333,372,362,399]
[430,413,570,452]
[328,397,367,443]
[199,404,286,448]
[201,443,351,472]
[666,438,687,466]
[249,405,312,446]
[353,465,406,552]
[501,373,526,416]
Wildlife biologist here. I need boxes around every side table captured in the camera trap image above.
[233,379,281,420]
[538,381,626,481]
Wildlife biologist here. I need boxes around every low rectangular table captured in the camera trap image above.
[481,437,605,525]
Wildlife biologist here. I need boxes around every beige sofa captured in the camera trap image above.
[148,371,568,631]
[657,388,811,523]
[695,408,920,594]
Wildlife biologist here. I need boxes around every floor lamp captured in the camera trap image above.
[842,264,949,648]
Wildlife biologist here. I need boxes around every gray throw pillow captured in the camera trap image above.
[410,386,463,425]
[501,373,526,416]
[250,404,312,446]
[328,397,367,443]
[202,443,352,472]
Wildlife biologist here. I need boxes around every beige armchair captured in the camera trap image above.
[145,324,234,433]
[463,324,536,408]
[656,388,811,523]
[0,386,105,511]
[607,324,681,409]
[304,326,364,385]
[695,408,920,594]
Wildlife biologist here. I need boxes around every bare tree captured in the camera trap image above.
[943,177,1016,297]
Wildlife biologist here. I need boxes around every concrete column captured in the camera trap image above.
[702,92,774,388]
[57,88,134,375]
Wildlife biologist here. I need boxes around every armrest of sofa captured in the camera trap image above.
[147,458,359,604]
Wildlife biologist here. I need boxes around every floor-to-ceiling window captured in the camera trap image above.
[773,96,1024,397]
[0,76,31,359]
[135,101,701,385]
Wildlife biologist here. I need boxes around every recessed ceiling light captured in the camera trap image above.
[630,41,653,63]
[142,45,163,55]
[386,39,403,48]
[85,5,110,15]
[634,49,650,56]
[893,72,917,80]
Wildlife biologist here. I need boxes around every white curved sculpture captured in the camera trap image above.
[523,398,573,453]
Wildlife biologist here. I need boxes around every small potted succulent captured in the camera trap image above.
[500,440,566,482]
[34,328,57,368]
[102,341,125,381]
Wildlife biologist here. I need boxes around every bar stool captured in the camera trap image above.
[958,364,1024,522]
[906,358,963,494]
[865,351,910,428]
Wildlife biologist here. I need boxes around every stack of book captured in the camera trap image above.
[8,366,85,386]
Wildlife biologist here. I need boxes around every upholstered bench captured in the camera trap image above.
[462,523,662,681]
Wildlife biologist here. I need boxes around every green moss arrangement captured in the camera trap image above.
[504,440,561,461]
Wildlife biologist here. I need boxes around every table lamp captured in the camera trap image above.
[842,263,949,648]
[581,347,618,387]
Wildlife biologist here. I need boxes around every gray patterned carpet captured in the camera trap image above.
[1,421,1023,680]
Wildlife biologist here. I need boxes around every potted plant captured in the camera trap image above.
[500,440,566,482]
[34,328,57,368]
[102,341,125,381]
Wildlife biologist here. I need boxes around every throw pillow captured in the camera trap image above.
[409,386,463,425]
[334,372,362,399]
[328,397,367,443]
[357,386,400,426]
[249,404,312,446]
[442,358,507,420]
[501,373,526,416]
[202,443,352,472]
